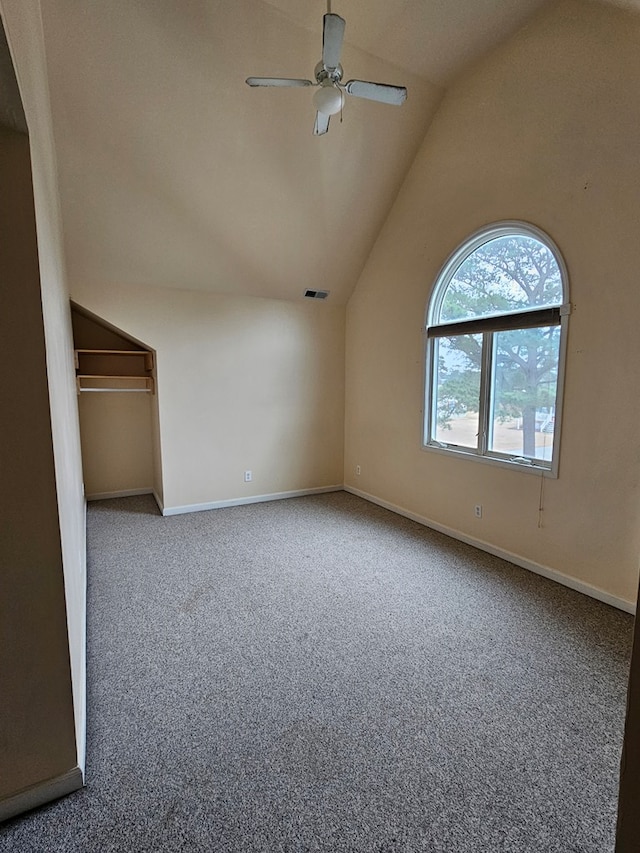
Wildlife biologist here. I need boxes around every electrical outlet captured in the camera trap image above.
[356,465,361,475]
[474,504,482,518]
[244,470,252,483]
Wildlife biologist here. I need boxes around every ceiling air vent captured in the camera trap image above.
[304,289,330,300]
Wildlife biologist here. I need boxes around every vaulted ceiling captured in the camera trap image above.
[34,0,637,304]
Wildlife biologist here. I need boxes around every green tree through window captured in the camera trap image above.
[425,224,568,471]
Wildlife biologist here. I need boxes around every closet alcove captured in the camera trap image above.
[71,303,162,505]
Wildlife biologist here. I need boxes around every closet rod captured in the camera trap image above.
[78,387,152,393]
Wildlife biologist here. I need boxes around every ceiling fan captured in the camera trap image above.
[245,2,407,136]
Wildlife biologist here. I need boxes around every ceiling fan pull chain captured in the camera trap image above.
[327,1,332,15]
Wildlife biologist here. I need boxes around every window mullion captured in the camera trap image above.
[477,332,492,455]
[426,338,437,444]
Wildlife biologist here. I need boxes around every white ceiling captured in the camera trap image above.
[35,0,631,305]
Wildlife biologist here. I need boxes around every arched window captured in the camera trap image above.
[424,222,569,473]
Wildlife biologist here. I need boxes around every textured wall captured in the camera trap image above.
[345,0,640,605]
[1,0,87,791]
[72,309,158,499]
[0,128,77,800]
[79,392,155,498]
[71,282,345,512]
[617,577,640,849]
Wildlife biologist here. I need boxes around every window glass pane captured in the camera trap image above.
[439,235,563,324]
[488,326,560,461]
[431,334,482,449]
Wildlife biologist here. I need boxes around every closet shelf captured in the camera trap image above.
[74,348,154,371]
[74,348,155,394]
[76,375,154,393]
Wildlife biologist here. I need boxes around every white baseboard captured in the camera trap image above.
[0,767,84,823]
[162,485,344,517]
[86,488,154,501]
[345,485,636,615]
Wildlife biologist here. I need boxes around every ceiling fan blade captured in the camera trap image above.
[246,77,314,88]
[313,112,330,136]
[345,79,407,106]
[322,13,345,70]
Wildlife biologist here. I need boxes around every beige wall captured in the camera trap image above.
[1,0,86,808]
[72,282,345,511]
[345,0,640,606]
[0,128,78,799]
[71,308,158,499]
[79,393,155,498]
[617,574,640,849]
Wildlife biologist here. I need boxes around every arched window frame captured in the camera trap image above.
[423,221,570,476]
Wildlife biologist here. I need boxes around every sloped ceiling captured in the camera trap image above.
[38,0,560,305]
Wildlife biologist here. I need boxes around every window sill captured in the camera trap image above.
[422,442,558,478]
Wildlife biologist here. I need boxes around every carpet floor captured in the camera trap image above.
[0,491,633,852]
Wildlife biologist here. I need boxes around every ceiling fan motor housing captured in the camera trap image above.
[315,61,343,84]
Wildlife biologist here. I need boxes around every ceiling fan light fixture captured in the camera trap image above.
[312,83,343,116]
